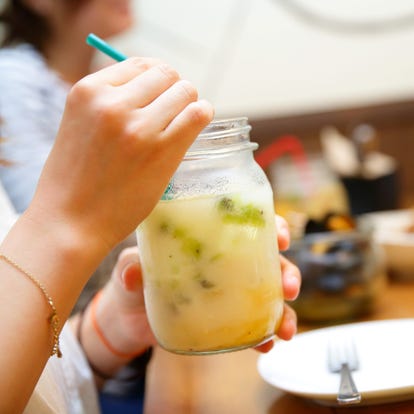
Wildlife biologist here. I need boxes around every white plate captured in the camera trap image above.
[258,319,414,406]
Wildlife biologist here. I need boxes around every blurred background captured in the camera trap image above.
[113,0,414,118]
[104,0,414,209]
[2,0,412,206]
[2,0,414,323]
[108,0,414,323]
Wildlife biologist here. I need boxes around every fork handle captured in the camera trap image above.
[337,363,362,405]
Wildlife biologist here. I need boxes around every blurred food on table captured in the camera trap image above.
[284,212,386,324]
[254,126,407,324]
[304,212,355,234]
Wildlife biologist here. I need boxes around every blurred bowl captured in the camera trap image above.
[285,229,386,324]
[360,209,414,282]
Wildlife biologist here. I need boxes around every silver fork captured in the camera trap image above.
[327,338,362,405]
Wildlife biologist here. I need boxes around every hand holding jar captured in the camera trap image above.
[137,118,300,354]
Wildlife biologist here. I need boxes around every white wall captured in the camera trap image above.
[3,0,413,119]
[112,0,414,119]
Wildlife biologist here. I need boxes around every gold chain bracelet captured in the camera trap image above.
[0,254,62,358]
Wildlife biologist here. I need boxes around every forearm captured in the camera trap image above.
[0,211,107,412]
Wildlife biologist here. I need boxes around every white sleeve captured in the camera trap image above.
[24,324,101,414]
[58,324,101,414]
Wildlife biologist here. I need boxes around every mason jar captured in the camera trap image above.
[136,117,284,355]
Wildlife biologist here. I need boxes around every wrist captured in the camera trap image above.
[77,291,150,380]
[1,210,106,320]
[22,204,112,261]
[76,307,152,384]
[91,290,148,358]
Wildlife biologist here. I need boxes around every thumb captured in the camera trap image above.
[111,246,145,307]
[121,261,143,293]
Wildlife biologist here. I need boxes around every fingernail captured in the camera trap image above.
[120,268,127,285]
[278,227,290,248]
[285,271,299,293]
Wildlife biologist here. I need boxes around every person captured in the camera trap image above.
[0,0,140,312]
[0,0,135,213]
[0,57,301,414]
[0,2,152,410]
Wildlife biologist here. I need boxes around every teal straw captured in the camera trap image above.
[86,33,127,62]
[86,33,172,200]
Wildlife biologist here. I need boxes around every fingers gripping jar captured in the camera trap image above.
[136,118,284,355]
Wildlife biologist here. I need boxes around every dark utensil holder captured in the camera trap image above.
[341,170,399,216]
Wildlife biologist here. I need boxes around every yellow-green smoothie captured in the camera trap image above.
[137,190,283,354]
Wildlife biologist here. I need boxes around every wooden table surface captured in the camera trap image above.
[143,280,414,414]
